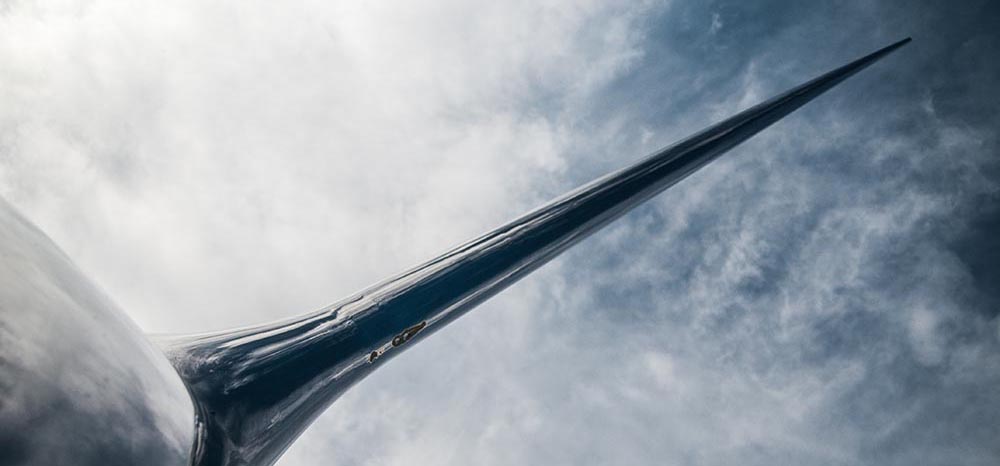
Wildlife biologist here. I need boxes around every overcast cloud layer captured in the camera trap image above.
[1,1,998,465]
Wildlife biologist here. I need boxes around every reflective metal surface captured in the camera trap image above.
[161,38,911,466]
[0,198,195,465]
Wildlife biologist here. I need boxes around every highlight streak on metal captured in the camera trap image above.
[163,38,911,466]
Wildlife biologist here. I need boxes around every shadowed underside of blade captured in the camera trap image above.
[162,38,910,466]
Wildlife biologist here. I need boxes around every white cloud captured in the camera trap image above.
[0,0,654,333]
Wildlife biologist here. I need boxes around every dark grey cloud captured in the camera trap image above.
[0,1,997,465]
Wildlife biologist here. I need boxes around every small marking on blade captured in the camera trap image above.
[368,321,428,364]
[392,321,427,347]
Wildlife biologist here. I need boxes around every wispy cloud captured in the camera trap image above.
[1,1,998,465]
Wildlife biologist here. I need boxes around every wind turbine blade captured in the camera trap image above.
[164,38,911,466]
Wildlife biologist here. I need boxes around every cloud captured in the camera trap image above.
[0,0,655,332]
[1,1,998,465]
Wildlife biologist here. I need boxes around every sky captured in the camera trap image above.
[1,1,999,465]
